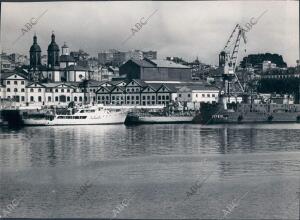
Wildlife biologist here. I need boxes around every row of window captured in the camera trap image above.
[6,80,25,85]
[6,88,25,92]
[98,100,170,105]
[98,95,170,101]
[30,96,85,102]
[5,88,77,93]
[178,93,217,98]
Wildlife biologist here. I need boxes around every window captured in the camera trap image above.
[21,96,25,101]
[55,89,58,92]
[127,96,130,100]
[136,96,139,100]
[196,94,198,97]
[30,96,34,102]
[202,94,205,97]
[74,97,78,102]
[106,96,109,100]
[38,89,41,92]
[162,96,165,100]
[61,89,64,92]
[207,94,210,97]
[178,94,181,98]
[79,97,83,102]
[55,97,58,102]
[67,97,70,102]
[21,88,25,92]
[147,96,150,100]
[112,96,115,100]
[14,81,17,85]
[212,94,215,97]
[30,88,34,92]
[21,81,25,85]
[131,88,134,92]
[142,96,145,100]
[48,97,51,102]
[14,88,18,92]
[188,94,191,98]
[166,95,169,100]
[152,96,155,100]
[38,96,42,102]
[50,89,53,92]
[7,88,10,92]
[6,81,10,85]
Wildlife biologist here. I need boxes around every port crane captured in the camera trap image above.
[219,24,247,109]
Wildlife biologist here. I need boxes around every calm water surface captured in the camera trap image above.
[0,124,300,219]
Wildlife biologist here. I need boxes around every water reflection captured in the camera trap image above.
[1,124,300,168]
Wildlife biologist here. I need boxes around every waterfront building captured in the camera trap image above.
[176,85,219,109]
[95,79,175,106]
[0,72,86,107]
[119,58,192,81]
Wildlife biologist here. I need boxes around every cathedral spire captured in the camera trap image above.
[51,31,55,42]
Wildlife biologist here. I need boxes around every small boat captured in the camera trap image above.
[22,105,128,126]
[125,111,195,124]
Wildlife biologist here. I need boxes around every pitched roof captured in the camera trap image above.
[128,59,156,68]
[0,71,28,80]
[60,55,75,62]
[150,59,191,69]
[127,79,148,87]
[42,83,76,88]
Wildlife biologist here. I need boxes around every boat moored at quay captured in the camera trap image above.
[22,104,128,126]
[125,109,196,124]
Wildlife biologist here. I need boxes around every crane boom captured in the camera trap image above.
[219,24,247,109]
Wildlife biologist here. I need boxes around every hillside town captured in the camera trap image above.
[1,32,299,112]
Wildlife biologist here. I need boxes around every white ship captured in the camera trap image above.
[23,105,127,126]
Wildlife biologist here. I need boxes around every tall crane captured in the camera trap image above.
[219,24,247,110]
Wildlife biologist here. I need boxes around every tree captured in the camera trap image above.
[240,53,287,68]
[78,79,89,104]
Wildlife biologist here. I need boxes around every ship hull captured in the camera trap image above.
[125,114,194,124]
[23,114,127,126]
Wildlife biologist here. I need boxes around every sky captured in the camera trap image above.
[1,1,299,66]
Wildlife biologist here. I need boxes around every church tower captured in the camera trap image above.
[47,32,60,68]
[29,34,41,70]
[61,42,70,55]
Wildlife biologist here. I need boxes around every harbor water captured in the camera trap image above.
[0,124,300,219]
